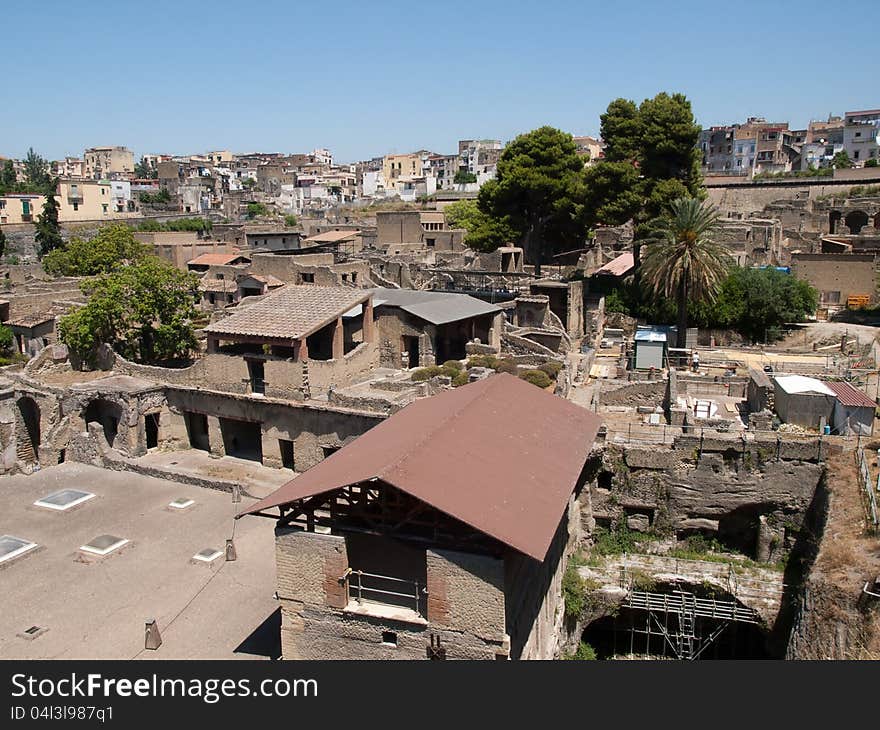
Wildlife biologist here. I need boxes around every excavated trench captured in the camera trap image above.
[569,446,839,660]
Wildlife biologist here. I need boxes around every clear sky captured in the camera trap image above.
[2,0,874,164]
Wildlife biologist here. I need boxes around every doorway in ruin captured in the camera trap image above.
[219,418,263,462]
[402,335,420,368]
[829,210,841,234]
[844,210,869,234]
[184,412,210,451]
[15,397,41,464]
[279,440,295,470]
[84,399,122,448]
[145,413,160,450]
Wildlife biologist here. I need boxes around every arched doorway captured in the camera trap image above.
[844,210,869,234]
[84,399,122,447]
[15,397,41,464]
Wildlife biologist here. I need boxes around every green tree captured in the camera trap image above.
[585,92,704,241]
[43,223,151,276]
[478,126,584,272]
[247,202,269,218]
[0,159,16,190]
[640,198,733,348]
[443,199,517,251]
[832,150,853,169]
[24,148,51,191]
[241,178,257,189]
[599,98,642,163]
[453,170,478,184]
[34,179,63,258]
[59,256,199,365]
[0,324,13,354]
[578,161,642,228]
[134,157,157,179]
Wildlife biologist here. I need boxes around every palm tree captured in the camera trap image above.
[640,197,732,349]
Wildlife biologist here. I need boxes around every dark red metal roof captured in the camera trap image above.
[826,380,877,409]
[241,373,602,561]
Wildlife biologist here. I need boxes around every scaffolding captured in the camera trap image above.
[619,587,761,660]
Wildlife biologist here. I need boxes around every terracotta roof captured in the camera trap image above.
[5,313,55,328]
[187,253,250,266]
[594,252,634,277]
[303,229,360,243]
[240,373,602,561]
[204,285,369,341]
[826,381,877,409]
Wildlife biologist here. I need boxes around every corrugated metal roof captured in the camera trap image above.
[826,381,877,408]
[775,375,836,396]
[240,373,602,561]
[370,287,500,325]
[304,229,360,243]
[187,253,250,266]
[595,252,634,277]
[204,285,369,341]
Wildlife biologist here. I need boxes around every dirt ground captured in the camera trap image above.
[805,447,880,658]
[777,322,880,351]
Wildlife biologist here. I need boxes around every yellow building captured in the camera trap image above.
[0,194,44,224]
[83,146,134,179]
[0,180,139,224]
[57,180,138,221]
[382,153,422,184]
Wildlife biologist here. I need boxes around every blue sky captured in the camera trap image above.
[1,0,874,163]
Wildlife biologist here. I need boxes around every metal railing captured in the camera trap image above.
[855,447,879,532]
[340,568,427,616]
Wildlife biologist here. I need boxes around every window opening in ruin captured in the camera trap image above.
[247,359,266,394]
[381,631,398,647]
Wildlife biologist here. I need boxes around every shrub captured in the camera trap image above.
[539,361,563,378]
[467,354,500,369]
[562,563,586,619]
[442,359,463,372]
[520,369,553,388]
[565,642,598,660]
[452,371,469,387]
[284,214,298,227]
[0,324,13,354]
[410,365,444,382]
[495,358,519,375]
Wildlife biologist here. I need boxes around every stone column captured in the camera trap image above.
[296,338,309,362]
[207,415,224,458]
[332,317,344,360]
[362,297,375,343]
[261,429,282,469]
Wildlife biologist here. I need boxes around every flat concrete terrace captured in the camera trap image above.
[132,450,293,499]
[0,463,278,660]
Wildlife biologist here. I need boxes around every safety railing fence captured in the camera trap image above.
[340,568,427,616]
